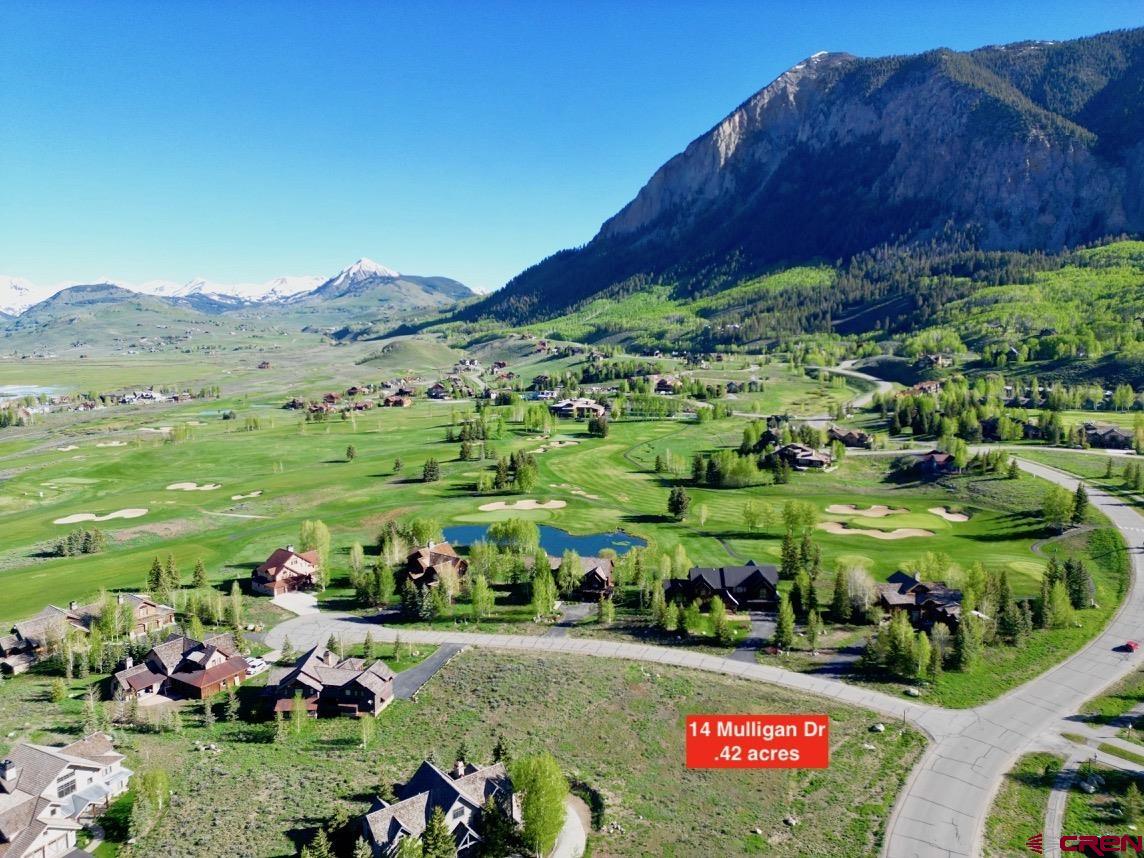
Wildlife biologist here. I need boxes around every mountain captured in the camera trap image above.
[0,259,473,319]
[473,28,1144,324]
[297,258,472,306]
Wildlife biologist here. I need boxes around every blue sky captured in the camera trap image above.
[1,2,1140,292]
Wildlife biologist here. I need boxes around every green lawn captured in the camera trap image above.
[1064,764,1138,836]
[984,753,1063,858]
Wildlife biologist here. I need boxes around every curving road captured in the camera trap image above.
[263,452,1142,857]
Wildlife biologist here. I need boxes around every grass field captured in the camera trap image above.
[0,650,924,858]
[1063,764,1137,836]
[984,752,1063,858]
[0,371,1058,627]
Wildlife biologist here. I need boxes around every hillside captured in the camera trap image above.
[470,28,1144,326]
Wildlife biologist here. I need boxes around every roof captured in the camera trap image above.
[256,547,320,577]
[270,646,394,699]
[688,561,779,591]
[365,761,511,848]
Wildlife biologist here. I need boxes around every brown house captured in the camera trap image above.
[549,398,606,419]
[876,571,963,629]
[383,394,413,408]
[828,426,872,449]
[663,561,779,610]
[776,443,833,470]
[406,543,468,588]
[252,547,320,596]
[265,646,394,717]
[1,594,174,675]
[362,760,519,857]
[114,632,247,700]
[529,554,615,599]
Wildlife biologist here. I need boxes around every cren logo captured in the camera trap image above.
[1026,833,1044,854]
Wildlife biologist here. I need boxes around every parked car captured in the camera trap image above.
[244,656,269,676]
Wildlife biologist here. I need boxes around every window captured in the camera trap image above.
[452,807,465,820]
[57,777,76,798]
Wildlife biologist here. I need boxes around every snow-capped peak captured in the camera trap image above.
[339,258,401,281]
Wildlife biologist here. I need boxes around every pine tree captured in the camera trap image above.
[806,610,821,652]
[492,733,510,764]
[1048,580,1075,628]
[1073,483,1089,523]
[792,570,811,619]
[192,559,208,589]
[831,568,851,622]
[775,593,795,650]
[147,556,164,594]
[1007,458,1021,479]
[420,807,455,858]
[780,531,800,579]
[667,486,691,521]
[1124,782,1143,825]
[927,637,943,681]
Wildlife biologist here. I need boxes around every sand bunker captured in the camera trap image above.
[534,440,579,454]
[167,482,221,491]
[826,504,909,518]
[231,490,263,500]
[54,508,148,525]
[96,441,127,447]
[818,521,934,540]
[478,499,567,512]
[55,445,78,452]
[929,506,969,523]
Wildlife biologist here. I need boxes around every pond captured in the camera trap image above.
[0,384,60,403]
[442,524,646,556]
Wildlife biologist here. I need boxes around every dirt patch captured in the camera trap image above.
[817,521,934,540]
[479,499,568,512]
[825,504,909,518]
[928,506,969,522]
[55,445,78,452]
[95,441,127,447]
[54,508,148,525]
[139,426,172,434]
[231,490,263,500]
[167,482,221,491]
[112,519,198,542]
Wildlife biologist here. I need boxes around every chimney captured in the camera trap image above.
[0,759,20,788]
[117,593,125,605]
[452,760,465,779]
[124,656,134,669]
[68,600,78,611]
[286,544,294,553]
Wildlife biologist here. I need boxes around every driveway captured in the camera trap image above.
[731,611,775,663]
[550,795,589,858]
[546,602,596,638]
[393,644,464,699]
[272,591,319,616]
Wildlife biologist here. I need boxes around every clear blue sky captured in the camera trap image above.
[2,1,1140,291]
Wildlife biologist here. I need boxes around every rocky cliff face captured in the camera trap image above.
[476,29,1144,323]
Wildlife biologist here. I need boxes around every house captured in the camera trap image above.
[362,759,519,858]
[653,375,682,395]
[827,426,872,449]
[114,632,246,700]
[549,398,606,419]
[383,394,412,408]
[914,353,954,369]
[427,383,449,400]
[257,360,272,369]
[529,554,614,600]
[876,571,963,628]
[0,733,132,858]
[406,543,469,589]
[917,449,955,474]
[1,595,174,675]
[901,380,943,397]
[252,547,320,596]
[776,443,833,470]
[264,646,394,718]
[1084,423,1135,450]
[662,561,779,610]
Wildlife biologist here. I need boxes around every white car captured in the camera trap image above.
[244,656,269,676]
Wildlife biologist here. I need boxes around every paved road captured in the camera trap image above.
[882,457,1144,857]
[550,796,588,858]
[393,644,465,699]
[260,449,1142,857]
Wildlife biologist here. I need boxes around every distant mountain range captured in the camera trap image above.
[0,258,473,318]
[471,28,1144,324]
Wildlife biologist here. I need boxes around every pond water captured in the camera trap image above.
[0,384,60,402]
[442,524,646,556]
